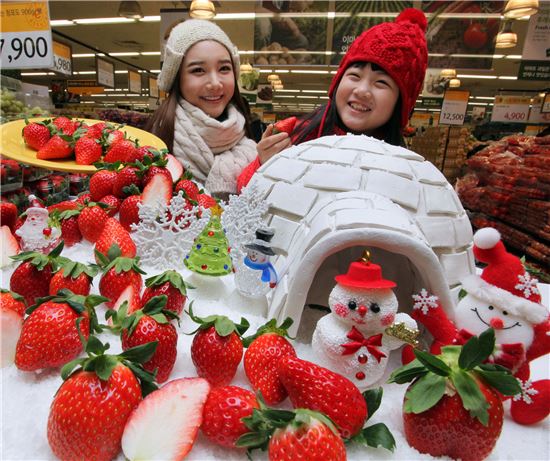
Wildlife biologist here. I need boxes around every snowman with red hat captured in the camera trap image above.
[312,250,418,391]
[409,227,550,425]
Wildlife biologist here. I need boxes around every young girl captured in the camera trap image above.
[147,19,257,199]
[237,8,428,192]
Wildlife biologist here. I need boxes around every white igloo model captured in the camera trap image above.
[243,134,475,337]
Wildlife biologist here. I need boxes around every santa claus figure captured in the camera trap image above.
[409,227,550,425]
[312,251,418,391]
[15,195,61,253]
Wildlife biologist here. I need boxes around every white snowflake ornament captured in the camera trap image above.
[513,379,539,405]
[412,289,439,315]
[515,273,540,299]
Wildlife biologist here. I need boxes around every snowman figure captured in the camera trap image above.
[312,251,418,391]
[410,227,550,425]
[15,195,61,253]
[234,228,278,299]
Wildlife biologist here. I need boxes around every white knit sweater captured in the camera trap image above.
[173,99,257,197]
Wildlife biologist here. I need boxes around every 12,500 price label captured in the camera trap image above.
[0,31,53,69]
[441,112,464,122]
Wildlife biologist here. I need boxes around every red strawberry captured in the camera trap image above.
[47,200,79,214]
[390,329,521,461]
[98,194,121,217]
[22,122,51,150]
[14,291,105,371]
[98,254,144,307]
[36,135,73,159]
[119,195,142,231]
[112,295,178,383]
[121,378,210,461]
[187,305,249,386]
[85,122,107,139]
[134,145,156,162]
[0,201,18,231]
[201,385,259,447]
[273,116,297,135]
[141,270,189,316]
[237,407,346,461]
[49,260,98,296]
[143,165,172,186]
[0,289,25,367]
[197,193,217,209]
[54,209,82,247]
[104,139,137,163]
[278,356,367,438]
[47,337,157,461]
[113,166,142,198]
[175,179,199,201]
[75,136,102,165]
[9,243,63,306]
[75,192,92,205]
[104,129,125,147]
[89,169,117,201]
[95,218,137,262]
[77,204,109,243]
[243,318,297,405]
[52,116,77,135]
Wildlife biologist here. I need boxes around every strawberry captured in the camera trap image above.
[141,270,190,316]
[112,284,141,315]
[98,194,121,217]
[273,116,297,135]
[104,129,125,147]
[85,121,107,139]
[165,154,184,182]
[47,336,157,461]
[0,201,18,232]
[15,290,105,371]
[113,166,142,198]
[104,139,137,163]
[95,219,137,262]
[389,328,521,461]
[187,305,249,386]
[141,173,172,208]
[278,355,368,438]
[122,378,210,461]
[110,295,178,383]
[243,318,297,405]
[237,405,346,461]
[75,136,102,165]
[175,178,199,201]
[134,145,156,162]
[22,121,51,150]
[52,116,77,135]
[47,200,79,214]
[49,259,99,296]
[0,225,20,267]
[119,195,142,231]
[0,289,25,367]
[75,192,92,205]
[89,169,117,201]
[98,253,144,307]
[201,385,259,447]
[197,193,217,209]
[53,209,82,247]
[9,242,63,305]
[36,135,73,160]
[77,204,109,243]
[143,165,172,186]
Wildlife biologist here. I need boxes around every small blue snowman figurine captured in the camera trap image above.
[235,228,278,298]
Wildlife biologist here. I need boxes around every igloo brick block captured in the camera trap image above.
[243,134,474,336]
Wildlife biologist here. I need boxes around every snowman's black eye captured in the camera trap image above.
[370,303,380,313]
[348,300,357,310]
[503,311,508,316]
[488,305,494,310]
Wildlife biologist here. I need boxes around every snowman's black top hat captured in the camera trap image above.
[245,228,275,256]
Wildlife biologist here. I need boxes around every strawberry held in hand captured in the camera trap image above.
[389,328,521,461]
[48,335,157,461]
[141,270,190,316]
[187,305,249,386]
[272,116,297,135]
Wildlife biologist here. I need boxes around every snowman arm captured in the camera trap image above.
[527,317,550,362]
[383,313,418,350]
[411,299,458,346]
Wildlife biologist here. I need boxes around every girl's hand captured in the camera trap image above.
[257,124,292,164]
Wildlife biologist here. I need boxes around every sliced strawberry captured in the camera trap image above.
[0,289,25,367]
[165,154,184,183]
[0,225,20,268]
[141,174,172,208]
[113,285,141,315]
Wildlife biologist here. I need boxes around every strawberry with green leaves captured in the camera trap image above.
[36,135,73,160]
[94,219,137,262]
[389,328,521,461]
[98,252,145,307]
[22,121,51,150]
[77,203,110,243]
[187,305,249,386]
[0,201,18,232]
[52,209,82,247]
[74,136,102,165]
[89,169,117,201]
[15,289,106,371]
[119,194,142,231]
[98,194,121,217]
[175,176,200,202]
[104,139,138,163]
[113,166,143,198]
[49,259,99,296]
[142,270,190,316]
[243,318,296,405]
[47,335,157,461]
[108,295,178,383]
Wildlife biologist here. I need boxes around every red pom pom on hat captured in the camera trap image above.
[396,7,428,32]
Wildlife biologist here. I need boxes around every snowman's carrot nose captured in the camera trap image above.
[358,305,367,317]
[490,317,504,329]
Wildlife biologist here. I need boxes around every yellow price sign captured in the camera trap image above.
[0,2,53,69]
[51,40,72,76]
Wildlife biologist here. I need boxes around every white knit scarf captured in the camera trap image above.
[173,98,257,197]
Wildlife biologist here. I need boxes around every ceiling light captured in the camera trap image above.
[440,69,456,78]
[190,0,215,19]
[504,0,539,18]
[74,17,133,25]
[448,78,461,88]
[496,21,518,48]
[457,74,498,79]
[117,1,143,19]
[267,74,280,82]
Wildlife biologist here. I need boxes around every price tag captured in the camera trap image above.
[128,70,141,94]
[491,96,530,123]
[440,90,469,126]
[51,40,72,76]
[0,2,53,69]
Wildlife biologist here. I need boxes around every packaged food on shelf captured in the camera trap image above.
[0,186,32,213]
[27,174,69,206]
[67,173,90,196]
[0,157,23,192]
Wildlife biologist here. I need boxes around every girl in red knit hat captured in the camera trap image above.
[237,8,428,192]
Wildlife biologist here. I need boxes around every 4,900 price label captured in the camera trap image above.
[0,31,53,69]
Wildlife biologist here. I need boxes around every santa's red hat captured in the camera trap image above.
[461,227,547,324]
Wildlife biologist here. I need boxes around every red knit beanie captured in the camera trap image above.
[326,8,428,130]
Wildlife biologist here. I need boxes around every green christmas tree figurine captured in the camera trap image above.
[184,206,233,276]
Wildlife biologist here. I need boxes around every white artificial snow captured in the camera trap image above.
[1,239,549,460]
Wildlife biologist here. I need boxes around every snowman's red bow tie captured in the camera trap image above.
[341,326,387,362]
